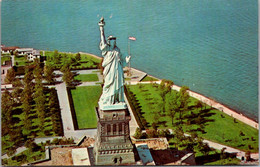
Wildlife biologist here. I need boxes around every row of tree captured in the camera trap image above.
[1,59,64,156]
[126,87,147,129]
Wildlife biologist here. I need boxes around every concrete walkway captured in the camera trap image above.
[124,94,139,136]
[51,69,101,141]
[55,82,75,137]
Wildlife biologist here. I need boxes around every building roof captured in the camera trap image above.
[72,148,90,166]
[32,50,40,55]
[16,48,33,52]
[135,143,155,165]
[2,46,20,51]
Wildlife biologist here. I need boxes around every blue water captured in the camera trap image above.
[2,0,258,120]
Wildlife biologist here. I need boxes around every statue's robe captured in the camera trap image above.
[99,42,126,105]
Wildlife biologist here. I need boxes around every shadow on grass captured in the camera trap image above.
[195,153,237,165]
[12,108,23,115]
[66,87,79,130]
[12,117,21,124]
[158,120,167,127]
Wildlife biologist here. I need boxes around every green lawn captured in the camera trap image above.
[14,56,28,66]
[74,74,99,82]
[127,83,259,152]
[43,51,101,69]
[70,86,102,129]
[141,75,159,81]
[1,55,11,64]
[204,157,241,165]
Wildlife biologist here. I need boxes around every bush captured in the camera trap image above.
[152,122,157,130]
[146,129,158,138]
[51,138,60,145]
[134,128,142,139]
[239,131,245,136]
[2,158,8,165]
[7,146,17,157]
[158,129,171,137]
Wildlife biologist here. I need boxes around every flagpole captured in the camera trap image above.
[128,38,131,76]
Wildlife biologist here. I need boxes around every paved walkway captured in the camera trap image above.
[125,67,147,82]
[55,82,75,137]
[52,69,101,141]
[124,94,139,136]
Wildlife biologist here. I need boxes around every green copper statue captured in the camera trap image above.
[98,17,131,110]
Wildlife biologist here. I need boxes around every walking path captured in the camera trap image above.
[52,69,100,141]
[55,82,75,137]
[124,94,139,136]
[126,80,258,130]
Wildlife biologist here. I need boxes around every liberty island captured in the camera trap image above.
[1,0,259,166]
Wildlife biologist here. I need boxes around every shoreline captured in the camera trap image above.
[45,51,259,130]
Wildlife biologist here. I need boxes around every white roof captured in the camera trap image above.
[16,48,33,52]
[72,148,90,166]
[136,143,155,165]
[32,50,40,55]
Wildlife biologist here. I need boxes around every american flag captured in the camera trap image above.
[128,36,136,41]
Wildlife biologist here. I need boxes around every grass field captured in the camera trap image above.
[1,55,11,64]
[14,56,28,66]
[74,74,99,82]
[43,51,101,69]
[127,83,259,152]
[141,75,159,81]
[70,86,102,129]
[204,157,241,165]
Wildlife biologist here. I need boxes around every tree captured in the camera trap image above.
[44,65,55,84]
[53,50,61,64]
[12,78,23,87]
[33,58,43,80]
[22,66,34,103]
[34,78,46,129]
[196,100,204,112]
[61,64,74,86]
[134,127,142,139]
[165,91,179,126]
[159,79,174,113]
[75,52,81,62]
[21,66,34,131]
[12,87,23,104]
[7,146,17,157]
[4,67,16,84]
[1,90,14,128]
[178,86,190,125]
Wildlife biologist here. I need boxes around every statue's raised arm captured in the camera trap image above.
[98,17,106,46]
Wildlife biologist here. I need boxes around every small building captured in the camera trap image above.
[135,143,155,165]
[27,50,41,61]
[15,48,33,56]
[1,46,20,55]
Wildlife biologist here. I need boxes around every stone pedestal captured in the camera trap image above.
[94,107,135,165]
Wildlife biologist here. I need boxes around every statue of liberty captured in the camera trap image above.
[98,17,131,109]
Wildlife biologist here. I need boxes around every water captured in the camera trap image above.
[2,0,258,121]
